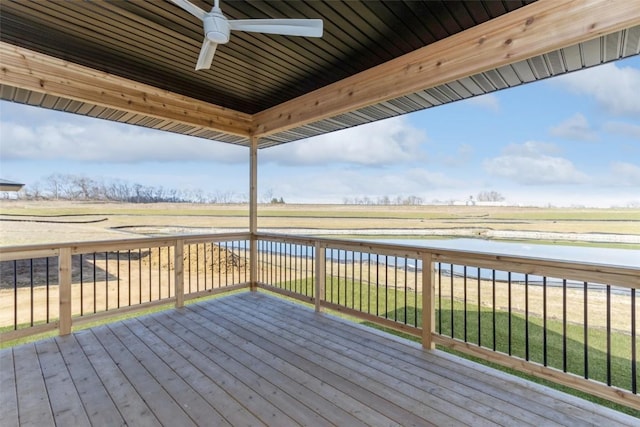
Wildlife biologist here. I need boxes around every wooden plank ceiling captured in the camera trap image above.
[1,0,639,149]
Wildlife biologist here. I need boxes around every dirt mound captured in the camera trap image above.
[141,244,247,274]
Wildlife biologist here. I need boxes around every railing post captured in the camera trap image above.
[314,242,325,312]
[58,247,72,336]
[421,253,435,349]
[249,135,258,292]
[175,240,184,308]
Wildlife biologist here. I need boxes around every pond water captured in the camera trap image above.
[357,238,639,268]
[248,237,637,288]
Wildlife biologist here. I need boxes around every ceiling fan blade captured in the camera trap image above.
[168,0,207,21]
[195,39,218,70]
[228,19,323,37]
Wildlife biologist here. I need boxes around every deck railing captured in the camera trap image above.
[255,233,639,409]
[1,231,638,409]
[0,233,251,340]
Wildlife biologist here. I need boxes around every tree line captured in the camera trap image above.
[8,173,509,206]
[342,191,505,206]
[12,173,245,204]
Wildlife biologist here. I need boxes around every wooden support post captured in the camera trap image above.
[58,247,72,336]
[249,135,258,292]
[421,253,435,349]
[315,242,325,312]
[175,240,184,308]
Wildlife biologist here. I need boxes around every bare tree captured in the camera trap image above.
[43,173,64,200]
[477,191,505,202]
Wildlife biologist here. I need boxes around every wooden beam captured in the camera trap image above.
[0,41,253,137]
[253,0,640,137]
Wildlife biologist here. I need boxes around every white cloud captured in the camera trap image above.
[502,140,560,156]
[464,94,500,112]
[603,121,640,140]
[483,141,588,185]
[262,116,427,166]
[443,143,474,167]
[0,118,247,163]
[609,162,640,186]
[553,63,640,116]
[549,113,597,141]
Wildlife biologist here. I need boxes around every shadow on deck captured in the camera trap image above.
[1,292,635,426]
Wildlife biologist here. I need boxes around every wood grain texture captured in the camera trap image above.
[0,42,253,137]
[3,292,637,426]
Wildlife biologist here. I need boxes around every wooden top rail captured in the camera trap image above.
[0,232,252,258]
[431,252,639,290]
[255,233,319,246]
[2,232,637,289]
[0,248,60,262]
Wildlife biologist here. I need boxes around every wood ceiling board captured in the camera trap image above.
[0,0,529,117]
[1,2,303,113]
[108,3,288,109]
[252,0,640,138]
[343,1,417,54]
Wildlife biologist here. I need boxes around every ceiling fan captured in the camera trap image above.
[168,0,323,70]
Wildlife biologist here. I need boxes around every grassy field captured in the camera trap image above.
[1,200,639,247]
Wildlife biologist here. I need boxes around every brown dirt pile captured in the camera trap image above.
[0,244,246,289]
[141,244,247,275]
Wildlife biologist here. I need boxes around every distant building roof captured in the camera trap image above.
[0,179,25,192]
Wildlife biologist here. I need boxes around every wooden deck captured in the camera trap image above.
[1,292,636,426]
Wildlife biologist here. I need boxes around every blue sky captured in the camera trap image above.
[1,56,639,207]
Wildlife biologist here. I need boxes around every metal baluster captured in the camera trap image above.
[584,281,588,379]
[543,276,547,366]
[463,265,467,342]
[477,267,481,347]
[632,288,637,394]
[563,279,567,372]
[508,272,512,355]
[525,274,529,360]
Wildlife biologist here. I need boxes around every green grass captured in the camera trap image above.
[275,275,639,416]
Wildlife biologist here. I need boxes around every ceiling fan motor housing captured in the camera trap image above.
[203,9,230,44]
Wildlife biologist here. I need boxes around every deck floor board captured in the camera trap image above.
[3,292,637,426]
[256,295,629,426]
[146,312,367,427]
[219,294,544,426]
[54,333,127,427]
[241,295,586,426]
[0,347,19,424]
